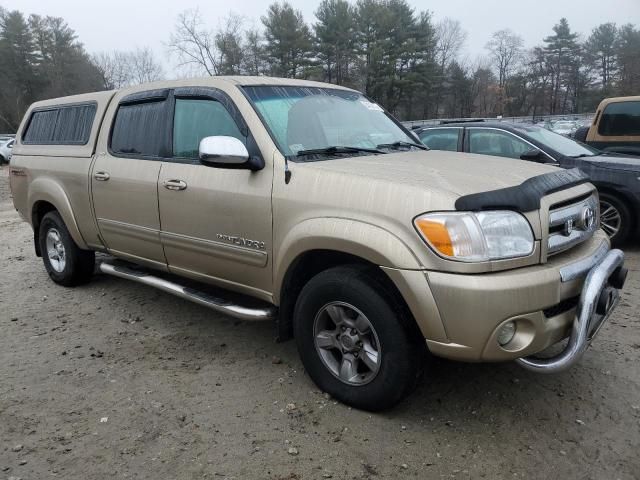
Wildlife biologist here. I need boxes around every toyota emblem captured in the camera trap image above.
[582,206,596,230]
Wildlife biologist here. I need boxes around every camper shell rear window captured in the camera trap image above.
[22,103,97,145]
[598,101,640,137]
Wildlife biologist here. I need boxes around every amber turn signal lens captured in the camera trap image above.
[415,218,454,256]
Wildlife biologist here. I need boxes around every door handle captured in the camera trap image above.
[94,171,110,181]
[163,179,187,191]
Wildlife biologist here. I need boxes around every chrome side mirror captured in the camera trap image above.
[199,136,250,167]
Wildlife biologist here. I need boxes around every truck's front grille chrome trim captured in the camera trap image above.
[99,261,277,322]
[558,240,609,282]
[547,193,599,255]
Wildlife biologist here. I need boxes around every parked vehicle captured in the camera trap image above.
[535,120,553,130]
[574,96,640,156]
[416,122,640,245]
[0,138,13,164]
[551,120,578,137]
[10,77,626,410]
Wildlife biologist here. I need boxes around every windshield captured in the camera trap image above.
[513,124,600,157]
[243,85,414,159]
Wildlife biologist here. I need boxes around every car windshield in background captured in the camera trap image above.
[243,86,414,160]
[513,125,600,157]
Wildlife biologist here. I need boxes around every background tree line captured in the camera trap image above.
[1,1,639,133]
[0,6,165,131]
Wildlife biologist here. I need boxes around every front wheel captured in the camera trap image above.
[599,193,632,246]
[293,265,425,411]
[39,211,95,286]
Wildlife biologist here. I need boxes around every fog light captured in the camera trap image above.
[497,321,516,346]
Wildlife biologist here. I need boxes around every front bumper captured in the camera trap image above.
[516,248,626,372]
[421,232,626,365]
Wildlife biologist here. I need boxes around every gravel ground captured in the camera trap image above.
[1,164,639,480]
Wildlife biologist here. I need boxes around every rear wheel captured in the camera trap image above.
[293,265,425,411]
[599,193,632,246]
[39,211,95,286]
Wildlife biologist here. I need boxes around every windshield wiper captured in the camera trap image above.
[376,141,428,151]
[571,153,596,158]
[295,145,386,158]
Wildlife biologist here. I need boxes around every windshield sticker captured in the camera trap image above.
[360,100,384,112]
[289,144,304,154]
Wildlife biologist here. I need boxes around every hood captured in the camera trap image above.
[583,153,640,173]
[299,149,560,198]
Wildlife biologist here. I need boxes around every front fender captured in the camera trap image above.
[273,217,448,342]
[274,217,422,299]
[28,177,88,249]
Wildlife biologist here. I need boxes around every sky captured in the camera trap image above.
[4,0,640,75]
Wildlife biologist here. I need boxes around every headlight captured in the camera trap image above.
[414,211,534,262]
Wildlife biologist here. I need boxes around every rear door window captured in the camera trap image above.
[598,101,640,136]
[172,98,245,160]
[418,128,460,151]
[110,99,171,158]
[468,129,531,159]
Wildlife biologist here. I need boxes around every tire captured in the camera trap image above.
[39,211,95,286]
[0,155,5,165]
[599,193,632,247]
[293,265,425,411]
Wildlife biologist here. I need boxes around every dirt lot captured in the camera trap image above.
[0,165,639,480]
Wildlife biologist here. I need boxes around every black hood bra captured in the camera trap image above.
[455,168,590,212]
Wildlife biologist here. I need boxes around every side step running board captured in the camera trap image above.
[99,261,277,322]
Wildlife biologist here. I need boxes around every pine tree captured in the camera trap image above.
[586,23,618,93]
[262,2,314,78]
[314,0,355,85]
[543,18,581,114]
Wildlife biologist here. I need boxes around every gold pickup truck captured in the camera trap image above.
[9,77,628,410]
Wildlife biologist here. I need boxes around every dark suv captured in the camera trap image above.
[416,122,640,245]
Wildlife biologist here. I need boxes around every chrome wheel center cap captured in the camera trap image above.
[340,333,358,351]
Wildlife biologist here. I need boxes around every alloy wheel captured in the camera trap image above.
[313,301,382,386]
[45,228,66,272]
[599,200,622,239]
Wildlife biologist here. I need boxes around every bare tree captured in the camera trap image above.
[434,18,467,116]
[92,48,163,89]
[168,10,249,76]
[485,29,524,88]
[128,47,164,84]
[169,9,219,75]
[435,18,467,72]
[92,51,131,89]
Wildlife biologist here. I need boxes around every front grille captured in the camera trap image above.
[547,193,599,255]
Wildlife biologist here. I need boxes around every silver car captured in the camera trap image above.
[0,138,14,164]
